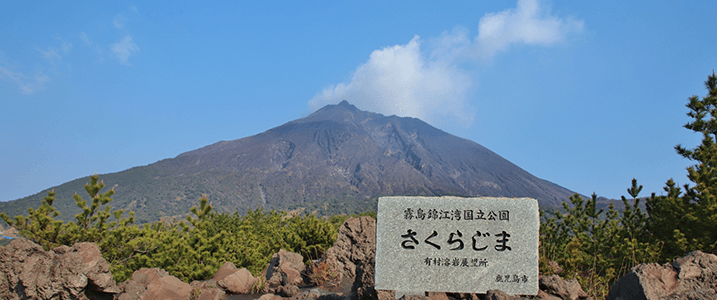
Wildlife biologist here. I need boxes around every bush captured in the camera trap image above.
[1,177,342,283]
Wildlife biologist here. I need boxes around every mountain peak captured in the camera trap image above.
[300,100,376,126]
[319,100,358,111]
[329,100,359,112]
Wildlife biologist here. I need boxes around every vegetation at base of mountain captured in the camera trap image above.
[0,175,344,283]
[0,169,382,226]
[0,174,135,251]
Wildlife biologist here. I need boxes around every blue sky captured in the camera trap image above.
[1,0,715,202]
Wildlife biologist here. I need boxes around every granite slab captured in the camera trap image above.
[374,196,539,295]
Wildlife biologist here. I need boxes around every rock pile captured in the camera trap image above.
[264,249,307,296]
[116,261,264,300]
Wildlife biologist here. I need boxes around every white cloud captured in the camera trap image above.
[475,0,583,57]
[110,36,139,65]
[40,40,72,64]
[308,0,583,129]
[0,66,49,94]
[309,36,474,128]
[41,48,61,63]
[0,50,51,94]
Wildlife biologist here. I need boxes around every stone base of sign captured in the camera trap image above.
[375,196,539,296]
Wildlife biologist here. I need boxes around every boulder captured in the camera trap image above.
[606,263,677,300]
[130,268,171,286]
[320,216,376,300]
[213,261,240,281]
[606,251,717,300]
[144,275,192,300]
[218,268,258,294]
[0,238,120,300]
[214,261,258,294]
[607,250,717,300]
[116,268,191,300]
[538,275,588,300]
[265,249,306,290]
[190,279,227,300]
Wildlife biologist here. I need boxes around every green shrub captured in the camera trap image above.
[1,179,342,283]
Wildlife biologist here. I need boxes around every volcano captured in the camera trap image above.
[1,101,575,223]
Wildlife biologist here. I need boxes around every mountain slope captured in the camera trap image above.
[1,101,575,223]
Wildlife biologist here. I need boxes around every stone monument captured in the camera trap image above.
[375,196,539,296]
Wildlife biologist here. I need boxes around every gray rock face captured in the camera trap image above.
[0,238,119,300]
[607,251,717,300]
[320,216,377,300]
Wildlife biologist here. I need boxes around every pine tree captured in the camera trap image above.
[646,71,717,260]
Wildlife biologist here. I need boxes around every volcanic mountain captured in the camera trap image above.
[1,101,575,223]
